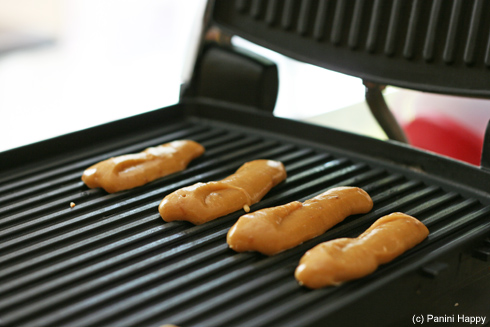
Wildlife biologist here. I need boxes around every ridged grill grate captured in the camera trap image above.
[214,0,490,97]
[234,0,490,65]
[1,109,489,327]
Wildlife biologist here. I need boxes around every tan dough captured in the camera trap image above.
[295,212,429,289]
[159,160,287,225]
[82,140,204,193]
[226,187,373,255]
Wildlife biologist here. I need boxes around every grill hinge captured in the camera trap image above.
[480,120,490,171]
[181,30,279,113]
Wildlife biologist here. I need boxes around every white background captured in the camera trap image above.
[1,0,489,158]
[0,0,369,153]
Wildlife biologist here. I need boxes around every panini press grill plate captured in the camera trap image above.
[1,102,489,327]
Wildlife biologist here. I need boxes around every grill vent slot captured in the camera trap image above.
[422,0,442,61]
[347,0,364,48]
[313,0,329,40]
[331,0,347,45]
[464,0,484,64]
[265,0,278,25]
[383,0,402,56]
[365,0,383,52]
[443,0,463,63]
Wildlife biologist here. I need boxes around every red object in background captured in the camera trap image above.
[403,113,484,166]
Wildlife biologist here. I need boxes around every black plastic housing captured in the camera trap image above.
[182,44,279,112]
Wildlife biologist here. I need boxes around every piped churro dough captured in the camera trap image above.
[227,187,373,255]
[82,140,204,193]
[159,160,287,225]
[295,212,429,289]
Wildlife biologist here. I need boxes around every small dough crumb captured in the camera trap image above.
[454,303,459,307]
[243,204,250,213]
[70,202,76,208]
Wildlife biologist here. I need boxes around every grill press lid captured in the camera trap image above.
[211,0,490,97]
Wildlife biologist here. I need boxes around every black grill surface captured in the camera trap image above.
[1,102,489,327]
[214,0,490,97]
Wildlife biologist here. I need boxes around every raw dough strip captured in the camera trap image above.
[226,187,373,256]
[82,140,205,193]
[159,159,287,225]
[295,212,429,289]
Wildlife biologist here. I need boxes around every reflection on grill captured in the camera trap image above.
[1,108,489,327]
